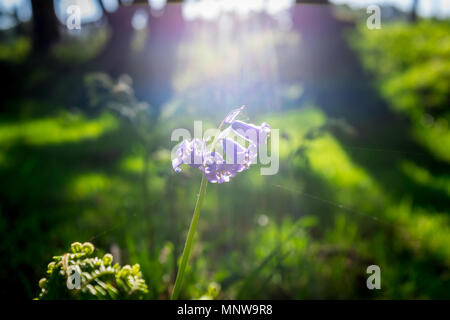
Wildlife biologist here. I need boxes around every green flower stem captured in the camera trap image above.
[171,174,208,300]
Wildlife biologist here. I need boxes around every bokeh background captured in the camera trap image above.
[1,0,449,299]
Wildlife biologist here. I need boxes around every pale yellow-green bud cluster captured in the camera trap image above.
[36,242,148,300]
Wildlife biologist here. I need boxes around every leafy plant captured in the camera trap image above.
[36,242,148,300]
[351,20,450,161]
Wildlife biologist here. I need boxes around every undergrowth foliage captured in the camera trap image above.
[36,242,148,300]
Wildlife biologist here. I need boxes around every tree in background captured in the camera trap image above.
[410,0,419,22]
[96,0,137,75]
[30,0,59,53]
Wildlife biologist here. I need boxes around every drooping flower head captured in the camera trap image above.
[172,106,270,184]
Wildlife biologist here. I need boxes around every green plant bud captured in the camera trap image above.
[118,265,132,278]
[102,253,113,266]
[131,264,140,275]
[36,241,148,300]
[47,261,56,274]
[82,242,95,255]
[39,278,47,289]
[71,242,83,253]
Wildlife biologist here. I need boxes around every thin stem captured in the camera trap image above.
[171,175,208,300]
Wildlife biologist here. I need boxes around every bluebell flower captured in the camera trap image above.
[172,107,270,184]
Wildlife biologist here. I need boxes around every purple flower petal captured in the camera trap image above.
[200,149,250,184]
[222,137,256,170]
[231,120,270,146]
[172,138,205,173]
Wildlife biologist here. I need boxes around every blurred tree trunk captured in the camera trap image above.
[12,7,27,36]
[30,0,59,54]
[134,3,185,112]
[410,0,419,22]
[94,2,136,76]
[289,0,355,86]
